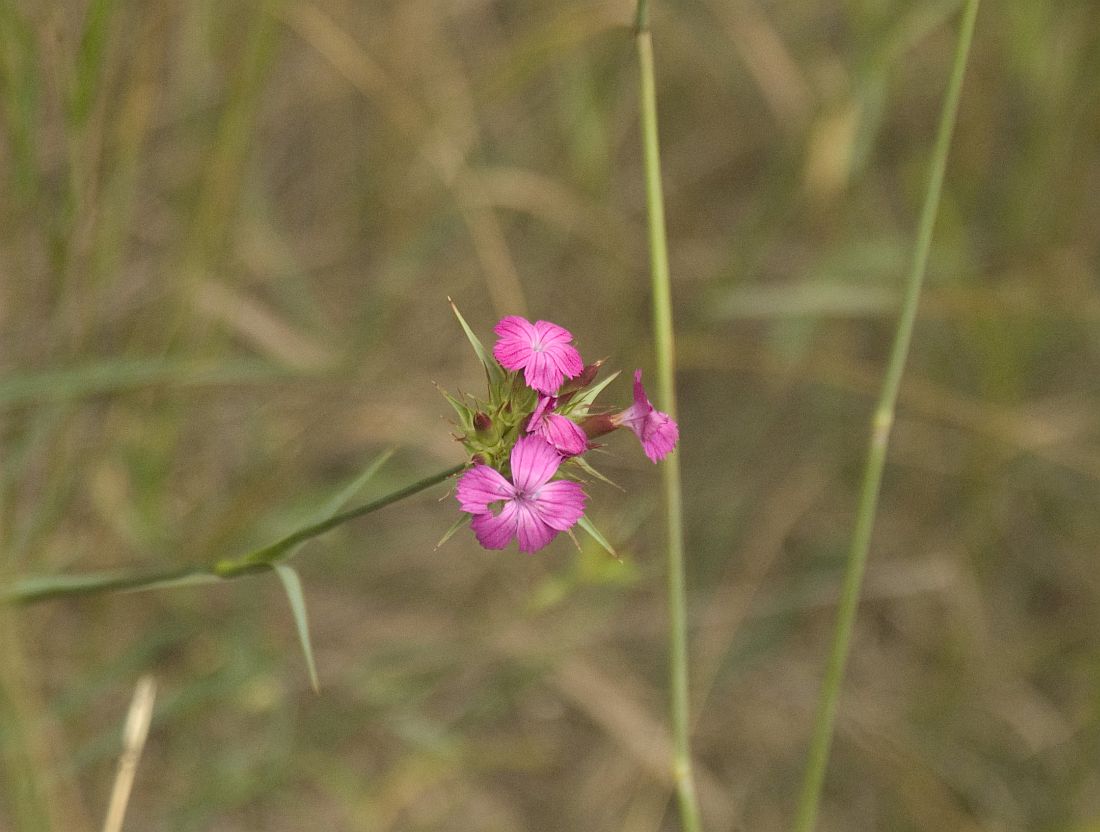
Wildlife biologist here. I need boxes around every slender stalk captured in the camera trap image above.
[635,8,702,831]
[3,464,465,605]
[216,463,465,575]
[792,2,981,830]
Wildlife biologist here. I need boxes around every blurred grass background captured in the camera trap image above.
[2,0,1100,829]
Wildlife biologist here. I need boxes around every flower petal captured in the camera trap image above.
[533,320,573,345]
[537,413,588,456]
[455,465,514,514]
[531,480,586,531]
[640,411,679,462]
[470,501,519,549]
[548,344,584,380]
[509,435,562,493]
[523,349,563,394]
[492,316,538,371]
[632,368,649,407]
[526,394,554,432]
[514,502,557,553]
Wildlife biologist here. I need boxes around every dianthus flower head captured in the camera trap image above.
[527,395,588,456]
[612,370,679,462]
[492,316,584,394]
[455,435,586,553]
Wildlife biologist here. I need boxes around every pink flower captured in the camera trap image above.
[456,435,586,553]
[612,370,679,462]
[493,316,584,394]
[527,395,588,456]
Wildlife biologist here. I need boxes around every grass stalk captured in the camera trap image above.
[634,4,703,830]
[792,2,981,830]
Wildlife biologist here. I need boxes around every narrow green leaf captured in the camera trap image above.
[577,515,619,560]
[312,449,394,527]
[214,464,468,576]
[3,566,211,604]
[449,298,505,385]
[567,370,621,415]
[273,564,319,692]
[229,449,397,571]
[119,573,223,594]
[434,513,469,550]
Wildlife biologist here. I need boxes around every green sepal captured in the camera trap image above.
[568,455,623,491]
[564,370,621,416]
[577,514,619,560]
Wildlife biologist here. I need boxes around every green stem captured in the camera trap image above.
[635,13,703,832]
[4,464,466,605]
[792,2,981,830]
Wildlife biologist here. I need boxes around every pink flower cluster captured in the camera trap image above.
[451,314,679,554]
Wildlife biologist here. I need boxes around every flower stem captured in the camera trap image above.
[791,2,981,830]
[635,9,703,831]
[4,463,466,605]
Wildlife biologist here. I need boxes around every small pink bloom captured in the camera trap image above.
[455,435,586,553]
[612,370,679,462]
[493,316,584,394]
[527,395,588,456]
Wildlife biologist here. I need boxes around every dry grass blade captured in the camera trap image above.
[102,676,157,832]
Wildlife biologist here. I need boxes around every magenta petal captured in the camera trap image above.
[494,315,538,344]
[639,412,679,462]
[509,435,561,493]
[524,350,563,394]
[632,368,648,407]
[492,315,583,393]
[527,395,554,431]
[616,368,679,462]
[455,465,514,514]
[538,413,588,456]
[532,320,573,344]
[470,501,519,549]
[531,480,586,531]
[514,503,557,553]
[493,316,538,371]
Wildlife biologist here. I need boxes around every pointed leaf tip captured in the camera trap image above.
[577,515,619,560]
[273,564,320,692]
[449,300,505,386]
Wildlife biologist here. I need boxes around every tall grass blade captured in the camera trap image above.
[634,4,703,828]
[68,0,119,125]
[0,5,40,196]
[0,357,290,409]
[792,2,981,829]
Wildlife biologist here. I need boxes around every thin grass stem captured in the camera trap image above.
[635,7,703,830]
[791,2,981,830]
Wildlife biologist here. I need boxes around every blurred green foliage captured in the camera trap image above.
[1,0,1099,830]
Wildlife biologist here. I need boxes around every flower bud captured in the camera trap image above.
[579,412,617,439]
[559,359,605,396]
[473,412,492,432]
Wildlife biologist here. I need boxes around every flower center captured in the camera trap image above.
[530,340,545,353]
